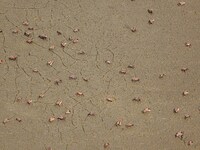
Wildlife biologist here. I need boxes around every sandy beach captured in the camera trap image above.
[0,0,200,149]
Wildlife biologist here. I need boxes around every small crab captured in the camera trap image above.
[105,60,111,64]
[119,69,127,74]
[130,27,137,32]
[47,60,54,66]
[132,97,141,102]
[0,59,3,64]
[16,118,22,122]
[49,117,55,123]
[88,112,95,116]
[61,42,67,47]
[76,92,84,96]
[175,131,184,139]
[3,118,10,124]
[181,67,188,72]
[9,56,17,60]
[24,31,32,37]
[182,91,189,96]
[104,143,110,148]
[148,19,155,24]
[125,123,134,128]
[57,31,62,35]
[115,120,122,126]
[57,116,66,120]
[131,77,140,82]
[142,108,151,113]
[22,21,29,26]
[55,100,62,106]
[185,42,191,47]
[148,9,153,14]
[188,140,193,146]
[174,108,180,113]
[106,97,115,102]
[127,65,134,69]
[12,29,19,34]
[73,28,80,33]
[69,74,77,80]
[26,39,33,44]
[38,34,48,40]
[184,114,191,119]
[27,99,32,105]
[32,68,38,73]
[65,110,71,114]
[38,94,45,98]
[77,51,85,55]
[82,77,89,82]
[28,27,34,30]
[177,2,186,6]
[72,38,79,43]
[16,97,22,102]
[68,36,73,41]
[159,74,166,79]
[54,79,62,85]
[49,45,55,51]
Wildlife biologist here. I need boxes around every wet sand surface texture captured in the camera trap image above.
[0,0,200,150]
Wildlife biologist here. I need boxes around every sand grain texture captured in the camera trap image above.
[0,0,200,149]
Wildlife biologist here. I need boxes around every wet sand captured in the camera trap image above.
[0,0,200,149]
